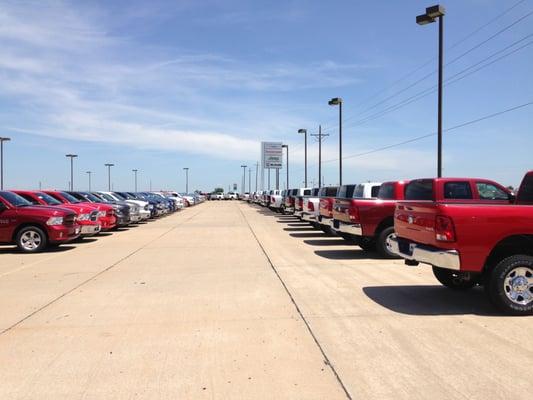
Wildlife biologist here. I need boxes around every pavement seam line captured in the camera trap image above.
[238,203,354,400]
[0,207,205,337]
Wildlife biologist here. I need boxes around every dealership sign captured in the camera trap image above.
[261,142,283,169]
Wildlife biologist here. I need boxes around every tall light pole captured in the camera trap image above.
[132,169,138,192]
[417,4,445,177]
[0,137,11,190]
[183,167,189,193]
[86,171,92,191]
[282,144,289,189]
[65,154,78,191]
[298,129,308,187]
[328,97,343,185]
[255,161,259,192]
[248,168,252,193]
[240,165,247,193]
[104,163,114,191]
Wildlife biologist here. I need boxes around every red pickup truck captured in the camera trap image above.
[0,191,80,252]
[317,186,340,233]
[13,190,101,237]
[332,181,406,258]
[390,175,533,315]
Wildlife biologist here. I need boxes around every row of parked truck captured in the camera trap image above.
[247,172,533,315]
[0,190,204,253]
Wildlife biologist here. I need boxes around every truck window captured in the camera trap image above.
[353,185,364,198]
[17,193,39,205]
[312,188,319,196]
[378,183,395,200]
[476,182,509,200]
[517,174,533,203]
[444,182,472,200]
[0,191,32,207]
[303,189,311,196]
[338,185,355,198]
[405,180,433,200]
[371,185,381,198]
[325,187,338,197]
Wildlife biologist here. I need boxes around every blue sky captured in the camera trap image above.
[0,0,531,192]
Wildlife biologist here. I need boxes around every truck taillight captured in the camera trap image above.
[308,202,314,211]
[435,215,456,242]
[349,203,359,222]
[271,196,274,202]
[298,198,303,208]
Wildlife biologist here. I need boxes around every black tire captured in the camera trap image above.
[15,226,48,253]
[432,266,477,290]
[358,238,376,252]
[485,255,533,316]
[376,226,399,259]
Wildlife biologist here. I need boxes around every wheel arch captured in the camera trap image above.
[374,216,394,237]
[12,222,49,242]
[484,235,533,273]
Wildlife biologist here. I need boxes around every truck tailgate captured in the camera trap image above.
[333,199,352,223]
[395,201,440,246]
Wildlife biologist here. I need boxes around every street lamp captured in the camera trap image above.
[417,4,445,177]
[240,165,247,194]
[86,171,92,191]
[298,129,308,187]
[132,169,138,192]
[65,154,78,191]
[0,137,11,190]
[282,144,289,189]
[328,97,343,185]
[183,167,189,193]
[104,163,114,191]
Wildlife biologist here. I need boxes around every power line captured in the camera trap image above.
[342,32,533,129]
[322,4,533,131]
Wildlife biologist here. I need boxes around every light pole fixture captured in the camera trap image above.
[183,167,189,193]
[86,171,92,192]
[65,154,78,191]
[282,144,289,189]
[104,163,114,191]
[328,97,343,185]
[417,4,445,177]
[298,129,308,187]
[240,165,247,194]
[132,169,138,192]
[0,137,11,190]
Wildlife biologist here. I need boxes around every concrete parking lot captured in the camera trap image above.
[0,201,531,400]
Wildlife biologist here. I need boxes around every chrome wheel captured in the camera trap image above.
[20,230,42,251]
[385,233,395,254]
[504,266,533,306]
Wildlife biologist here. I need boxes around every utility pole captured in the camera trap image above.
[282,145,289,189]
[310,125,329,188]
[248,168,251,193]
[65,154,78,191]
[0,137,11,190]
[183,167,189,193]
[86,171,92,191]
[240,165,247,193]
[255,162,259,191]
[132,169,138,192]
[298,129,308,186]
[104,163,114,191]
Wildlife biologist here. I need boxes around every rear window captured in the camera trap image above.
[405,180,434,200]
[312,188,319,196]
[337,185,356,198]
[517,174,533,203]
[476,182,509,201]
[303,189,311,196]
[378,183,395,200]
[371,185,381,198]
[319,186,338,197]
[444,182,473,200]
[353,184,380,198]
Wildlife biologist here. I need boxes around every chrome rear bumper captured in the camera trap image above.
[390,236,461,271]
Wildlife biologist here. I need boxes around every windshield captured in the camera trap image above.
[83,192,102,202]
[60,191,80,203]
[99,193,117,202]
[36,192,62,205]
[338,185,356,198]
[0,191,32,207]
[112,192,126,200]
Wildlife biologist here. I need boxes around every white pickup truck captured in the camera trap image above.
[301,188,320,224]
[268,190,283,212]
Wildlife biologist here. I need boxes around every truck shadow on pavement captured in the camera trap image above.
[363,285,502,316]
[314,249,375,260]
[304,239,355,246]
[283,227,317,232]
[289,232,328,238]
[0,245,77,254]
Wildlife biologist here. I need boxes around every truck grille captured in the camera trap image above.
[64,215,76,226]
